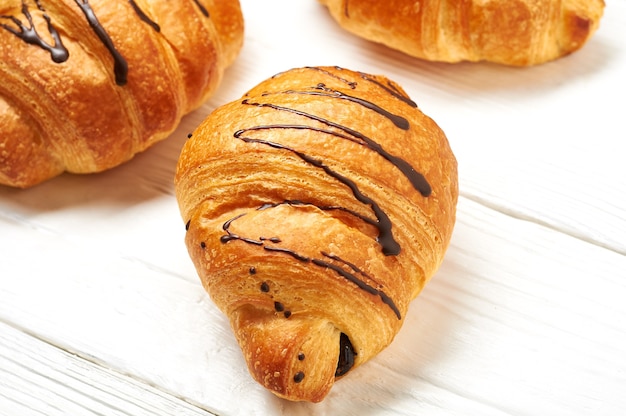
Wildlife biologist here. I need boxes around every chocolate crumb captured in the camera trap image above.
[260,282,270,292]
[274,302,284,312]
[200,242,206,249]
[185,220,191,230]
[294,372,305,383]
[298,353,305,361]
[284,311,292,318]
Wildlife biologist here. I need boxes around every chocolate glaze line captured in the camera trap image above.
[2,0,167,85]
[358,72,418,108]
[128,0,160,32]
[322,251,379,285]
[240,100,432,197]
[74,0,128,86]
[304,66,357,89]
[0,0,69,63]
[233,132,401,256]
[192,0,210,17]
[322,252,389,313]
[264,246,310,262]
[220,213,264,246]
[261,200,378,228]
[219,212,402,319]
[282,84,410,130]
[312,257,401,319]
[305,66,417,108]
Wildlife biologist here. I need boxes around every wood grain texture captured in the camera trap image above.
[0,321,217,416]
[2,196,625,415]
[1,0,625,415]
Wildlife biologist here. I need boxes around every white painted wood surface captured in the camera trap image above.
[2,1,625,415]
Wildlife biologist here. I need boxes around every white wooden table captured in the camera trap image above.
[2,1,625,415]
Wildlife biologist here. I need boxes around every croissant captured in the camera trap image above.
[175,66,458,402]
[0,0,243,188]
[319,0,605,66]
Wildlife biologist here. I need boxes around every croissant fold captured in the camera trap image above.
[319,0,605,66]
[0,0,243,188]
[175,66,458,402]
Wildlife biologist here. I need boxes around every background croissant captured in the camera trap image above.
[0,0,243,188]
[319,0,605,66]
[175,66,458,402]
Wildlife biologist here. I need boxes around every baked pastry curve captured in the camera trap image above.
[319,0,605,66]
[175,66,458,402]
[0,0,243,188]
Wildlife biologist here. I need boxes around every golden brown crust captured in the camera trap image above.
[175,66,458,402]
[319,0,604,66]
[0,0,243,188]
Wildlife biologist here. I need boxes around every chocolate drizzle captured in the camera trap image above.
[293,372,305,383]
[312,256,401,320]
[358,72,418,108]
[212,70,434,326]
[284,84,410,130]
[304,66,357,89]
[237,100,431,198]
[220,212,402,319]
[128,0,160,32]
[1,0,176,86]
[0,0,69,63]
[305,66,417,108]
[234,132,400,256]
[192,0,210,17]
[74,0,128,86]
[259,199,377,228]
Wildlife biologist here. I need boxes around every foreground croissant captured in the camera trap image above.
[175,66,458,402]
[320,0,605,66]
[0,0,243,188]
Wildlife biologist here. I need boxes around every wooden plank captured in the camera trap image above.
[0,321,216,416]
[0,1,625,415]
[1,197,625,415]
